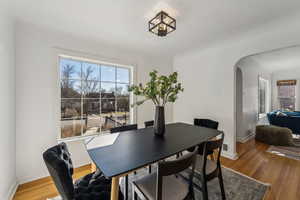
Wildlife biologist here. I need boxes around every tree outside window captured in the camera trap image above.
[60,57,131,139]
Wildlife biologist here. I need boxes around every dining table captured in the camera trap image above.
[85,122,222,200]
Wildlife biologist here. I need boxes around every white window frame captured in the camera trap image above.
[277,83,296,111]
[58,54,134,141]
[258,76,270,119]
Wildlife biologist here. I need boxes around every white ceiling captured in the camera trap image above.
[4,0,300,56]
[246,46,300,72]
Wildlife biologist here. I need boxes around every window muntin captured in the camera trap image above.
[60,56,131,139]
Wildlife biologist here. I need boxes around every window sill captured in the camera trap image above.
[57,132,110,143]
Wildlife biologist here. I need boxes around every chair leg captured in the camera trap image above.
[192,190,196,200]
[148,165,152,174]
[189,185,195,200]
[125,175,128,200]
[132,185,138,200]
[201,178,209,200]
[218,169,226,200]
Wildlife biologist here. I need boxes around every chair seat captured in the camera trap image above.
[133,172,189,200]
[194,155,217,175]
[74,170,122,200]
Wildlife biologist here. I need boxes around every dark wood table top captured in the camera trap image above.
[87,122,222,178]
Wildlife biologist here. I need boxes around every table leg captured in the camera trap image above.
[111,176,120,200]
[125,175,128,200]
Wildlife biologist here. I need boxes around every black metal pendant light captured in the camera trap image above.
[148,11,176,37]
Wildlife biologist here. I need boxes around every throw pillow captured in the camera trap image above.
[276,111,287,116]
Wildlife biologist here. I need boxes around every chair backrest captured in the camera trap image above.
[144,120,154,128]
[43,143,74,200]
[110,124,138,133]
[156,147,198,200]
[194,118,219,130]
[201,133,224,178]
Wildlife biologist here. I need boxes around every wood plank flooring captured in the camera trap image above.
[13,165,91,200]
[13,139,300,200]
[221,139,300,200]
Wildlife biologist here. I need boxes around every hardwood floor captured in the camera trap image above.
[13,139,300,200]
[13,165,91,200]
[221,139,300,200]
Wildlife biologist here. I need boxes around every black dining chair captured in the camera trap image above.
[194,118,219,130]
[194,133,226,200]
[110,124,138,133]
[43,142,123,200]
[132,147,198,200]
[188,118,219,159]
[110,124,138,200]
[144,120,154,128]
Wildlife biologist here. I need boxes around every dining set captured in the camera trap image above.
[43,119,226,200]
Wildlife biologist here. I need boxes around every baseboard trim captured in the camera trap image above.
[6,181,18,200]
[237,133,255,143]
[221,151,239,160]
[17,164,91,189]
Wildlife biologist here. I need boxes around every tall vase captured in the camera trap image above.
[154,106,165,136]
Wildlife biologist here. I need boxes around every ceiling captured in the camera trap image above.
[3,0,300,56]
[246,46,300,72]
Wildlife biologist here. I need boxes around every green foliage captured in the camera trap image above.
[128,70,184,107]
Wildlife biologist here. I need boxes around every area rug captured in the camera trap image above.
[48,166,270,200]
[266,145,300,161]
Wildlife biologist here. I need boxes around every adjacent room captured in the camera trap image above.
[1,1,300,200]
[236,46,300,141]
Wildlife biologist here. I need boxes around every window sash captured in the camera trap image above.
[277,81,296,111]
[59,56,132,139]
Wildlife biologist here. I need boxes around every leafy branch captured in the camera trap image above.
[128,70,184,107]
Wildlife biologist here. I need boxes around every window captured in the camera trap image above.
[60,56,132,139]
[258,76,270,118]
[277,80,296,111]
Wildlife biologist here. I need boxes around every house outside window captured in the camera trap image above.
[277,80,296,111]
[60,56,132,139]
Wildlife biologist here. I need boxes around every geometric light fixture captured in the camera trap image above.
[148,11,176,37]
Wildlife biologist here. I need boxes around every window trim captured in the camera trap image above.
[57,54,134,141]
[258,76,270,119]
[277,83,296,111]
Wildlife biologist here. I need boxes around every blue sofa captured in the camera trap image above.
[267,111,300,135]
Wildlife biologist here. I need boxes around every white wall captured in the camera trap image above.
[272,67,300,110]
[237,58,272,142]
[16,22,173,183]
[0,15,16,199]
[173,12,300,159]
[235,67,243,141]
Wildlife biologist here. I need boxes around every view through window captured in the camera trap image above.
[60,56,131,139]
[277,80,296,111]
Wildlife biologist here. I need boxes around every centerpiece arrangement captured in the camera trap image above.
[128,70,184,136]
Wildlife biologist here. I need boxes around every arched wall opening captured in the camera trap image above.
[233,45,300,147]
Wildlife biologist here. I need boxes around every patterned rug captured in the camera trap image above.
[48,166,270,200]
[266,145,300,161]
